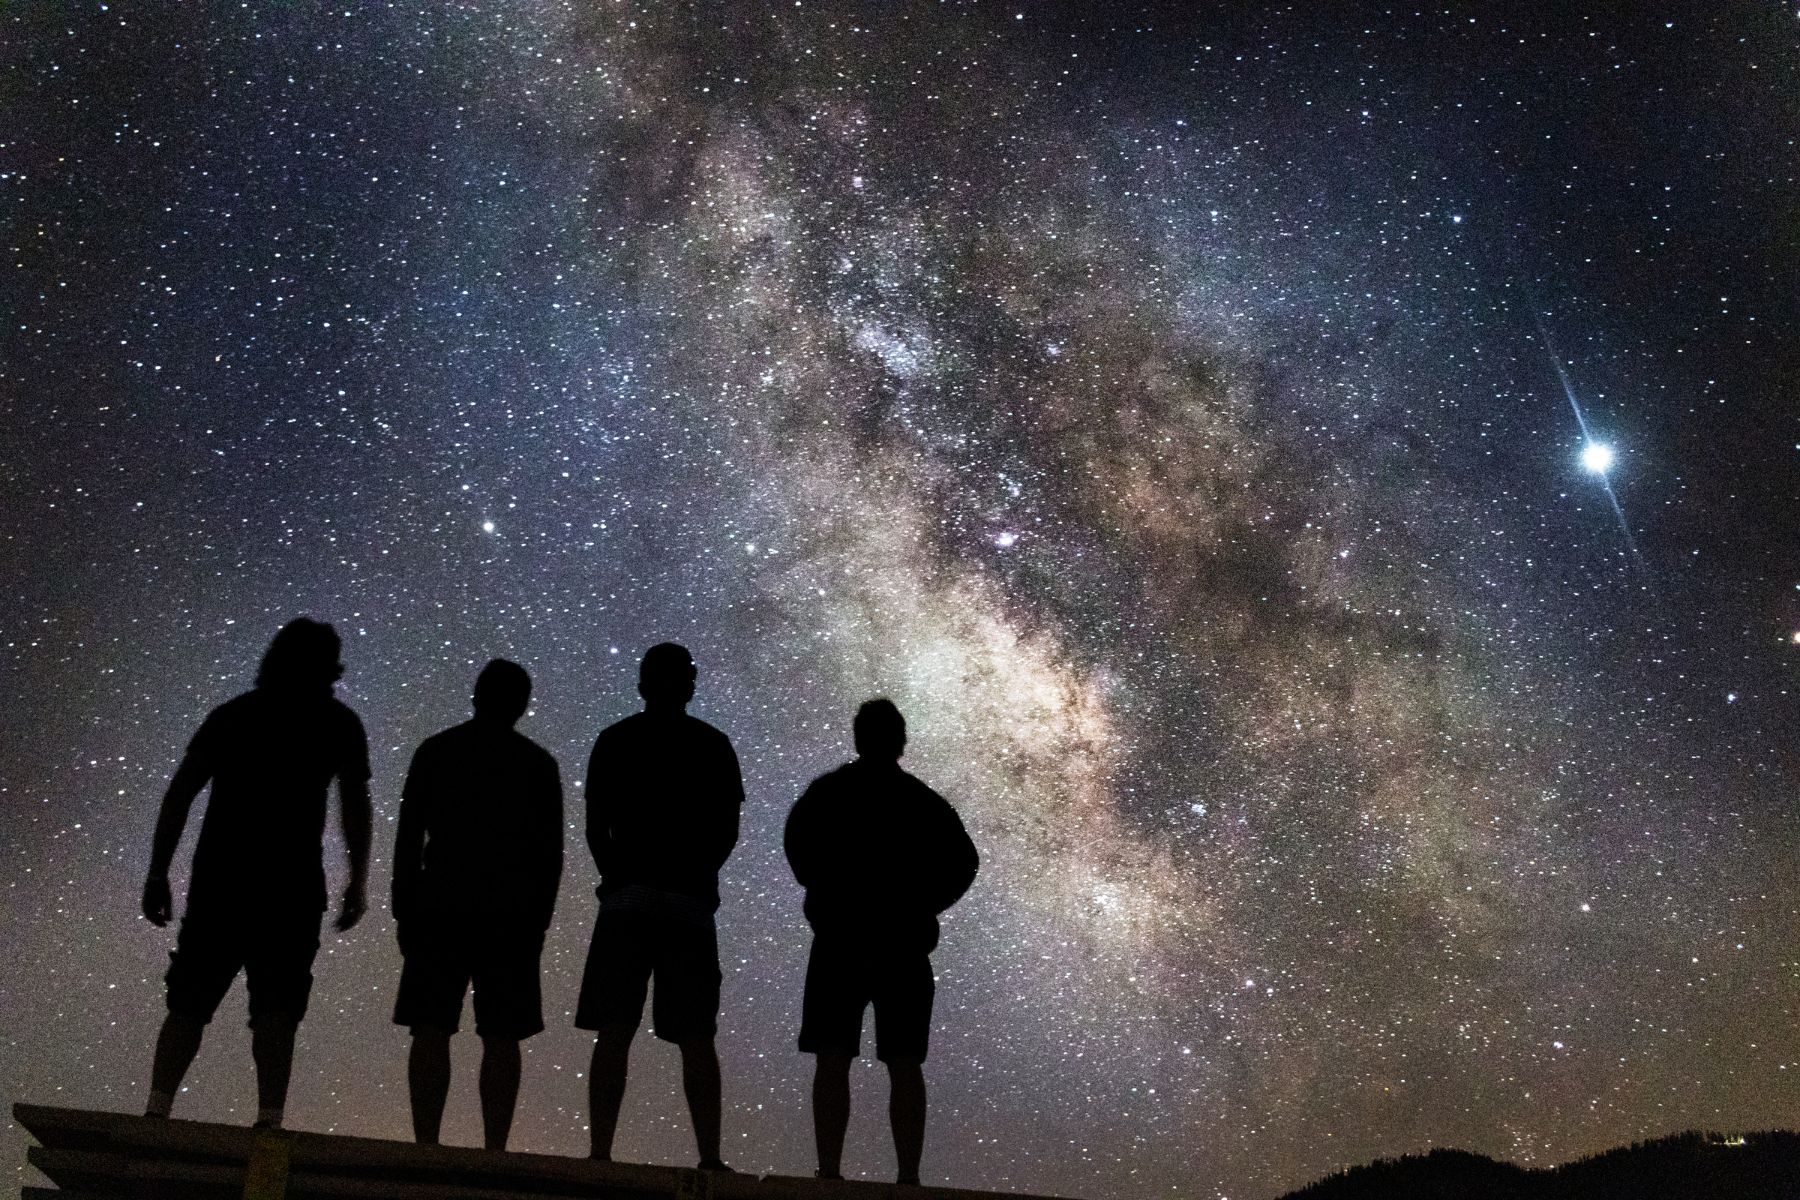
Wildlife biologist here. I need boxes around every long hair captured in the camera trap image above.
[255,618,344,692]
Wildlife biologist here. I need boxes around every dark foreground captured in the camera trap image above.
[12,1104,1059,1200]
[18,1104,1799,1200]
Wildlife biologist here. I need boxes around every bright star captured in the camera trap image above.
[1580,441,1615,474]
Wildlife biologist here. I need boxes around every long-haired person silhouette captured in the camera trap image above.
[139,617,372,1130]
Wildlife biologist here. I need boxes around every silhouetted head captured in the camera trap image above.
[473,658,531,726]
[638,642,696,710]
[255,618,344,693]
[853,698,906,762]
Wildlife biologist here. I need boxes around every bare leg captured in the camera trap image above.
[887,1060,925,1185]
[812,1053,852,1179]
[677,1037,724,1168]
[587,1024,633,1160]
[147,1011,206,1116]
[249,1013,299,1128]
[408,1028,453,1145]
[479,1036,522,1152]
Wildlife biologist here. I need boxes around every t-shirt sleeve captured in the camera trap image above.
[533,750,564,928]
[923,788,979,915]
[784,781,823,889]
[721,734,746,808]
[391,741,431,921]
[709,732,744,871]
[337,708,373,784]
[180,707,228,778]
[584,728,618,884]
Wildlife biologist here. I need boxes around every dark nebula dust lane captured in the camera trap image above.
[4,4,1798,1197]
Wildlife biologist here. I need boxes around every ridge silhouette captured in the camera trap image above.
[1280,1130,1800,1199]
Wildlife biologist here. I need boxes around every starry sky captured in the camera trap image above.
[3,3,1798,1197]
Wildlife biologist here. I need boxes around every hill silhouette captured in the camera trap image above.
[1282,1130,1800,1199]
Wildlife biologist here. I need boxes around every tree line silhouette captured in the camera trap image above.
[1281,1131,1800,1200]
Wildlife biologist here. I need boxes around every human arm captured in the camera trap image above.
[335,712,373,932]
[782,784,820,890]
[142,721,217,925]
[390,747,428,930]
[922,794,979,916]
[709,736,744,875]
[532,755,564,933]
[336,774,373,931]
[583,733,614,889]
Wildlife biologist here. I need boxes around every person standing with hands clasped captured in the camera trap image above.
[139,618,372,1131]
[785,699,979,1186]
[390,659,562,1152]
[576,642,744,1171]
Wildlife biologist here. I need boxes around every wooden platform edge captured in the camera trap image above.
[15,1103,1075,1200]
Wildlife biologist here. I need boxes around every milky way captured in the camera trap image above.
[4,5,1798,1197]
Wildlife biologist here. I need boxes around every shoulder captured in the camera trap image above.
[190,692,253,745]
[326,697,367,735]
[413,724,461,758]
[208,690,259,722]
[900,768,938,795]
[592,713,641,746]
[326,699,372,776]
[797,762,857,803]
[683,715,735,747]
[902,770,957,812]
[512,731,560,771]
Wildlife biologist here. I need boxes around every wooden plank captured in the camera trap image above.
[25,1145,244,1200]
[275,1132,682,1194]
[282,1168,675,1200]
[244,1130,293,1200]
[103,1114,259,1165]
[102,1114,683,1195]
[760,1175,999,1200]
[25,1143,674,1200]
[13,1104,128,1153]
[13,1104,1075,1200]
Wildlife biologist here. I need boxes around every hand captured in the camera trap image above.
[142,874,173,926]
[335,881,367,932]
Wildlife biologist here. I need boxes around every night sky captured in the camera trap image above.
[4,3,1798,1197]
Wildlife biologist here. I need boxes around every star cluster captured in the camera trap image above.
[3,4,1797,1198]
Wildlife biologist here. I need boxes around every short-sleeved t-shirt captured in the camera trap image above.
[585,711,743,911]
[181,688,371,916]
[392,719,563,930]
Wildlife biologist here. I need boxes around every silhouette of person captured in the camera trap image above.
[784,699,979,1185]
[575,642,743,1170]
[390,659,563,1152]
[139,617,372,1129]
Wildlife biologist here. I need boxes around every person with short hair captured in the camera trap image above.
[391,658,563,1152]
[576,642,744,1170]
[785,698,979,1185]
[140,617,372,1130]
